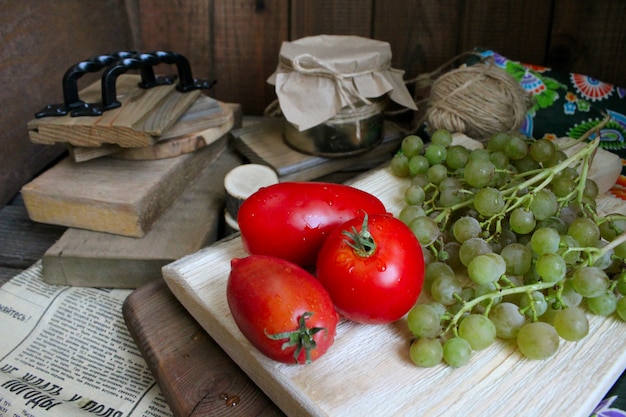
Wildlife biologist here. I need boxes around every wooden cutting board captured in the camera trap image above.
[162,157,626,417]
[122,278,285,417]
[41,141,239,288]
[230,119,403,181]
[21,137,218,237]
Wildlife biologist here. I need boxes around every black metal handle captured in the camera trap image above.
[35,51,216,118]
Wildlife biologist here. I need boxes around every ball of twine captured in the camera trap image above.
[425,63,531,141]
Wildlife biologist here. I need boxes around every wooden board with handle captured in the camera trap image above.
[162,143,626,417]
[28,74,200,148]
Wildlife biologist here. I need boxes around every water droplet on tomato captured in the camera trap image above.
[376,260,387,272]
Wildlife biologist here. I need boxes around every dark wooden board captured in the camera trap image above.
[122,278,285,417]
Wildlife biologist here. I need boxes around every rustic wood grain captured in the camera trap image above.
[213,0,288,115]
[290,0,373,39]
[123,278,286,417]
[0,196,65,270]
[457,0,553,65]
[373,0,461,80]
[21,142,219,237]
[0,0,134,207]
[134,0,213,83]
[40,140,233,288]
[548,0,626,86]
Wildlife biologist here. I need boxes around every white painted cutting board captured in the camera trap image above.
[162,143,626,416]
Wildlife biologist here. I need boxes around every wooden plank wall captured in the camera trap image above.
[2,0,625,207]
[130,0,626,116]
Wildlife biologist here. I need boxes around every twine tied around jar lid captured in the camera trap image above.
[267,35,417,135]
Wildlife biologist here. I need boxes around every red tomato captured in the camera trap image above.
[316,213,425,324]
[237,182,387,266]
[227,255,338,364]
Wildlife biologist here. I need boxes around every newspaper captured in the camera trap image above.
[0,261,173,417]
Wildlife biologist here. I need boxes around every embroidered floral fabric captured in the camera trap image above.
[468,49,626,417]
[472,49,626,200]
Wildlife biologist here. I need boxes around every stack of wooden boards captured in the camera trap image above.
[21,74,242,288]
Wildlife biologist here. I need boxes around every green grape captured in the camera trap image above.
[401,135,424,157]
[424,143,447,165]
[529,138,556,163]
[489,150,510,169]
[616,271,626,296]
[467,253,506,285]
[583,179,599,200]
[509,208,536,235]
[405,185,426,205]
[431,129,453,147]
[473,187,505,218]
[429,301,447,318]
[464,159,495,188]
[430,275,463,305]
[424,261,455,292]
[558,234,581,265]
[516,322,560,360]
[410,337,443,367]
[458,314,496,350]
[452,216,481,243]
[439,188,466,208]
[529,189,558,221]
[567,217,600,247]
[409,216,440,246]
[444,241,463,271]
[549,278,583,309]
[535,253,567,283]
[558,166,579,181]
[571,266,610,298]
[411,173,430,188]
[459,237,493,267]
[614,241,626,259]
[504,135,529,160]
[520,290,548,317]
[443,337,472,367]
[552,307,588,341]
[536,216,568,235]
[398,205,426,225]
[616,297,626,321]
[592,241,614,270]
[486,132,511,152]
[445,145,469,170]
[408,154,430,176]
[407,303,441,338]
[390,153,410,177]
[599,214,626,241]
[530,227,561,255]
[500,243,532,276]
[514,154,542,173]
[468,148,491,162]
[488,302,526,339]
[439,176,462,190]
[587,290,618,316]
[427,163,448,185]
[543,149,567,168]
[474,282,502,307]
[550,175,576,198]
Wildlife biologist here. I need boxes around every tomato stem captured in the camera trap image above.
[342,213,377,257]
[264,312,326,364]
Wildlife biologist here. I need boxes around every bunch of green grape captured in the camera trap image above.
[390,128,626,368]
